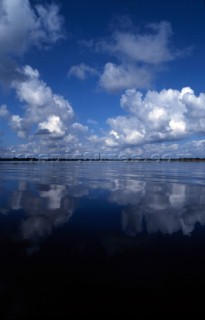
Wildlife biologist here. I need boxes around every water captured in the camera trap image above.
[1,161,205,317]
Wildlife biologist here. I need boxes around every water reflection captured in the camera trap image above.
[0,178,75,253]
[114,182,205,236]
[20,184,74,240]
[0,162,205,247]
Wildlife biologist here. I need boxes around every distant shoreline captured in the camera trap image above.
[0,158,205,162]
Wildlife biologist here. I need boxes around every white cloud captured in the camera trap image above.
[102,21,174,64]
[34,3,64,44]
[0,0,64,85]
[68,63,98,80]
[15,66,73,121]
[72,122,89,133]
[1,65,96,153]
[87,119,98,125]
[0,104,9,117]
[0,0,63,55]
[10,114,27,138]
[104,87,205,149]
[97,21,188,92]
[99,62,152,92]
[38,115,66,138]
[4,70,205,157]
[11,65,73,138]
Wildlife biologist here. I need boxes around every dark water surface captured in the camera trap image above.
[1,161,205,318]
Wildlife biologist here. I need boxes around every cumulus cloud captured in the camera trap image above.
[97,21,188,92]
[0,3,200,157]
[72,122,89,133]
[10,65,73,139]
[4,74,205,157]
[104,87,205,148]
[0,65,94,153]
[99,62,152,92]
[68,63,98,80]
[0,0,64,86]
[38,115,66,138]
[0,1,97,154]
[0,0,64,54]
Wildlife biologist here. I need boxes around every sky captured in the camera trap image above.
[1,0,205,158]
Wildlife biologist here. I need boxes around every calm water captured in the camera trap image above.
[1,161,205,317]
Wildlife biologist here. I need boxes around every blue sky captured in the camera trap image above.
[1,0,205,158]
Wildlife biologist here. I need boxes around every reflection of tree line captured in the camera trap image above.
[1,175,205,246]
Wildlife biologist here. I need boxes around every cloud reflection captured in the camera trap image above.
[0,163,205,248]
[0,179,75,252]
[109,181,205,236]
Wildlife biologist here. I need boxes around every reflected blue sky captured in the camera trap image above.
[1,162,205,250]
